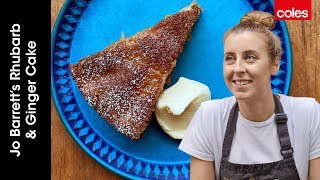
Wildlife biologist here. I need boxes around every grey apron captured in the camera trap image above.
[219,95,300,180]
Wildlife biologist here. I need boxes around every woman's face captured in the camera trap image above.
[223,31,279,101]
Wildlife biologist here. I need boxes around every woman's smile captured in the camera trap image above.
[233,80,252,85]
[232,79,253,91]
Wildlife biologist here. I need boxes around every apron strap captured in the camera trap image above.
[274,94,294,159]
[221,102,239,160]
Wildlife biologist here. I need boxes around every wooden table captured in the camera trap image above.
[51,0,319,179]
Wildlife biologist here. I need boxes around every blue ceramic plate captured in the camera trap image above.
[52,0,292,179]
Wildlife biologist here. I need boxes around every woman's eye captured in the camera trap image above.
[245,54,256,61]
[225,56,235,61]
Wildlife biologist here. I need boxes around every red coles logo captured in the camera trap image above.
[274,0,311,20]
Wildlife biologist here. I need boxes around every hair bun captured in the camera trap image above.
[240,11,276,30]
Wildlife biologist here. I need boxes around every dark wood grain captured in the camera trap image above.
[286,0,319,100]
[51,0,319,179]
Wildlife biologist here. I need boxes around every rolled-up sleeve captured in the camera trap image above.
[310,99,320,160]
[179,104,214,161]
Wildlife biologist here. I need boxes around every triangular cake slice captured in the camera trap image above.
[70,2,201,140]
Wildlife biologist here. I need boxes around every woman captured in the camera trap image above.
[179,11,320,179]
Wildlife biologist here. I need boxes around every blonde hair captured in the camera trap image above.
[223,11,282,62]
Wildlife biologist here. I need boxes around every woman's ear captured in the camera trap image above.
[271,57,280,75]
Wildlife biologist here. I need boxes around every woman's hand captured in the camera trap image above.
[190,156,216,180]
